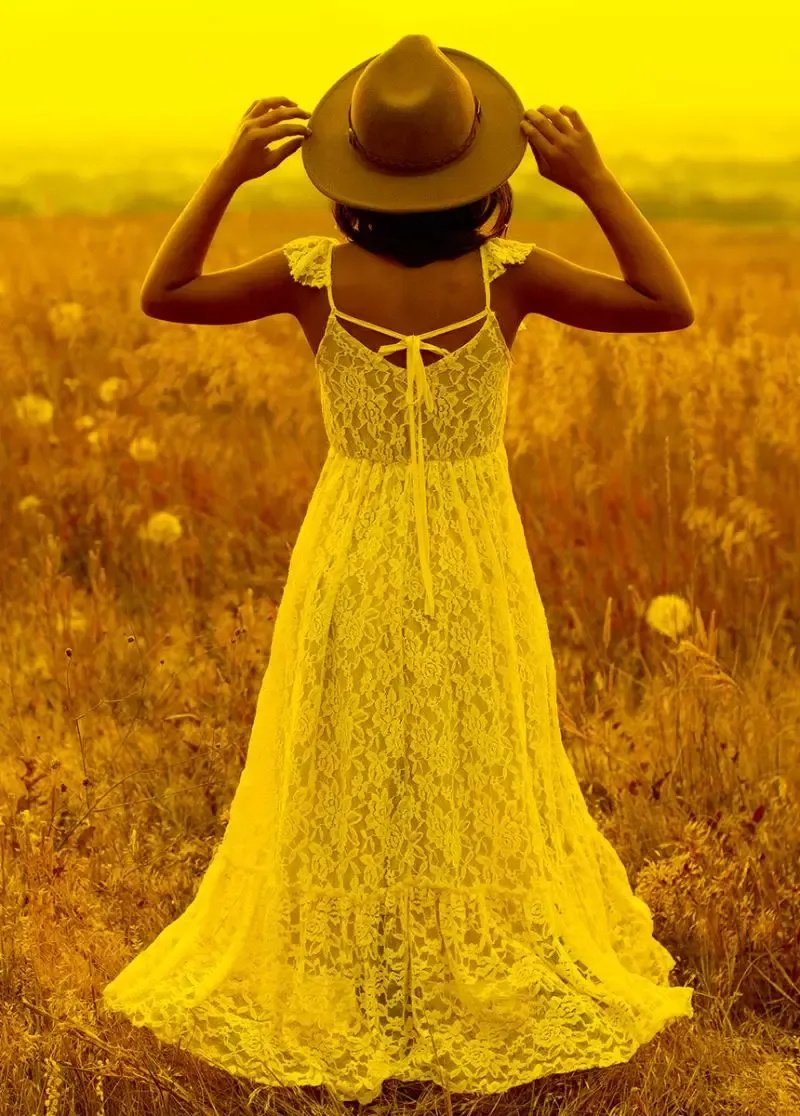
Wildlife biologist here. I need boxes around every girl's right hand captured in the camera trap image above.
[520,105,610,195]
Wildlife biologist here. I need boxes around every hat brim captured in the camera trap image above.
[302,46,528,213]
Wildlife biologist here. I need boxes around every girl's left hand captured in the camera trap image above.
[221,97,312,184]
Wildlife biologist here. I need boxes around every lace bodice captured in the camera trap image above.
[283,235,536,617]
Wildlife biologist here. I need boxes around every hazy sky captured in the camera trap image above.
[3,0,798,171]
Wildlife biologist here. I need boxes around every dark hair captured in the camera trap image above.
[330,182,513,268]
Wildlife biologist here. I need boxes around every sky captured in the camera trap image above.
[2,0,798,176]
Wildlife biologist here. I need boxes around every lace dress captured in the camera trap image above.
[101,234,693,1104]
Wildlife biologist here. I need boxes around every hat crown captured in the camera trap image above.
[302,35,525,215]
[348,35,482,172]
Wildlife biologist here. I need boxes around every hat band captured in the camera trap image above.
[347,95,482,174]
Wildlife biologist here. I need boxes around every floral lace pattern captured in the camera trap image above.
[101,235,693,1105]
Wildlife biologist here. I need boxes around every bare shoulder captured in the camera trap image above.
[514,245,694,334]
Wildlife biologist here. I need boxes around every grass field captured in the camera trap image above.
[1,210,799,1115]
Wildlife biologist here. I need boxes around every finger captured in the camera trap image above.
[255,96,296,110]
[560,105,584,129]
[254,121,312,140]
[254,104,312,124]
[525,111,558,145]
[276,136,306,161]
[537,105,571,134]
[261,99,312,120]
[521,119,543,147]
[244,96,300,120]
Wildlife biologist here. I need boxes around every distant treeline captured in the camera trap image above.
[1,157,799,225]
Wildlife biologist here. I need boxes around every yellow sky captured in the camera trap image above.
[3,0,798,169]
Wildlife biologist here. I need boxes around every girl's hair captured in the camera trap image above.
[330,182,513,268]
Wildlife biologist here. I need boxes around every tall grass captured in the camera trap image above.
[1,211,799,1115]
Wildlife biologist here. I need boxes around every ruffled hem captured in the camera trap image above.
[101,853,694,1105]
[101,980,693,1104]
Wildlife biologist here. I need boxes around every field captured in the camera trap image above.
[1,209,799,1115]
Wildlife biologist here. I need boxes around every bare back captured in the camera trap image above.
[293,239,527,368]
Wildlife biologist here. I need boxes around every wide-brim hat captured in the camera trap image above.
[301,34,527,214]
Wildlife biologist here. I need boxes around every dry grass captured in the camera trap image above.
[1,210,799,1115]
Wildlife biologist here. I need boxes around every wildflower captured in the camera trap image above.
[14,393,54,426]
[129,433,159,462]
[47,300,85,341]
[645,593,692,639]
[139,511,183,545]
[98,377,127,404]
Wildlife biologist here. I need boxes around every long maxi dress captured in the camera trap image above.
[101,233,693,1105]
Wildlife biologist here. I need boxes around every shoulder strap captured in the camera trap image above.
[322,238,496,342]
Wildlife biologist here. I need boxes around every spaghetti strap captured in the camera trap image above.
[324,238,493,341]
